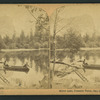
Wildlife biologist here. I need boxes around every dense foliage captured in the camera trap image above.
[55,29,83,52]
[0,27,100,51]
[0,13,49,50]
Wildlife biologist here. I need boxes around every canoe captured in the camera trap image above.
[83,64,100,70]
[3,64,29,73]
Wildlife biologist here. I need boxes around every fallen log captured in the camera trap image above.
[50,61,69,65]
[50,61,83,69]
[51,60,100,71]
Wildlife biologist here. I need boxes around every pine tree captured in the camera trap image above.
[0,35,6,49]
[20,30,25,42]
[34,14,49,48]
[30,28,34,42]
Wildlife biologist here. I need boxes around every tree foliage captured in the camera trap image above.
[34,14,49,48]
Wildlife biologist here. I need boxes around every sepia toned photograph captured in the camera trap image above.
[0,4,100,95]
[0,4,50,89]
[50,4,100,89]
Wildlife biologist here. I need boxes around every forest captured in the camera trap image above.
[0,14,49,50]
[0,6,100,51]
[0,28,100,51]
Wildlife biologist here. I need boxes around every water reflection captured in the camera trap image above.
[51,50,100,89]
[0,50,100,89]
[53,50,100,64]
[0,51,49,89]
[1,51,49,73]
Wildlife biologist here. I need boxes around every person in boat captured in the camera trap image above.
[83,59,88,65]
[3,60,9,74]
[82,59,88,72]
[23,62,29,68]
[4,60,9,67]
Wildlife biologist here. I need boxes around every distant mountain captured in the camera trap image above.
[59,15,95,37]
[0,15,96,38]
[0,16,15,38]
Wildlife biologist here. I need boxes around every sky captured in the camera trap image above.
[0,4,43,37]
[50,4,100,36]
[0,4,100,37]
[61,4,100,31]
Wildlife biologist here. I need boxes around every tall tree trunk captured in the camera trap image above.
[51,10,58,87]
[48,26,51,88]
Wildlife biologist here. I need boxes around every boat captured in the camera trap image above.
[83,64,100,70]
[3,63,30,73]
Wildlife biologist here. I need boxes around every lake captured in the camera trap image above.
[0,50,100,89]
[52,50,100,89]
[0,50,49,89]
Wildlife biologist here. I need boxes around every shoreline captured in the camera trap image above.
[1,48,49,52]
[1,47,100,52]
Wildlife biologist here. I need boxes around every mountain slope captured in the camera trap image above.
[0,16,15,38]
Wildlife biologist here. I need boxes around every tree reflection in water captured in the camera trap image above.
[52,51,77,62]
[54,50,100,64]
[0,50,49,75]
[0,50,100,88]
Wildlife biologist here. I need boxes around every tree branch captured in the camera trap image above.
[55,25,66,35]
[55,19,73,35]
[56,18,63,23]
[27,8,49,31]
[27,8,38,22]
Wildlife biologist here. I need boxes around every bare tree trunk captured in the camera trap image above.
[53,10,58,72]
[48,25,52,88]
[51,10,58,87]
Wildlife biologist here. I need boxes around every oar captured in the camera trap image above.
[75,70,88,82]
[0,73,10,84]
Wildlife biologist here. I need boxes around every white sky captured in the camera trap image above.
[0,4,100,37]
[50,4,100,36]
[0,4,41,37]
[61,4,100,31]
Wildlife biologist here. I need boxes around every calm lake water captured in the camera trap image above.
[0,50,49,88]
[53,50,100,89]
[0,50,100,89]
